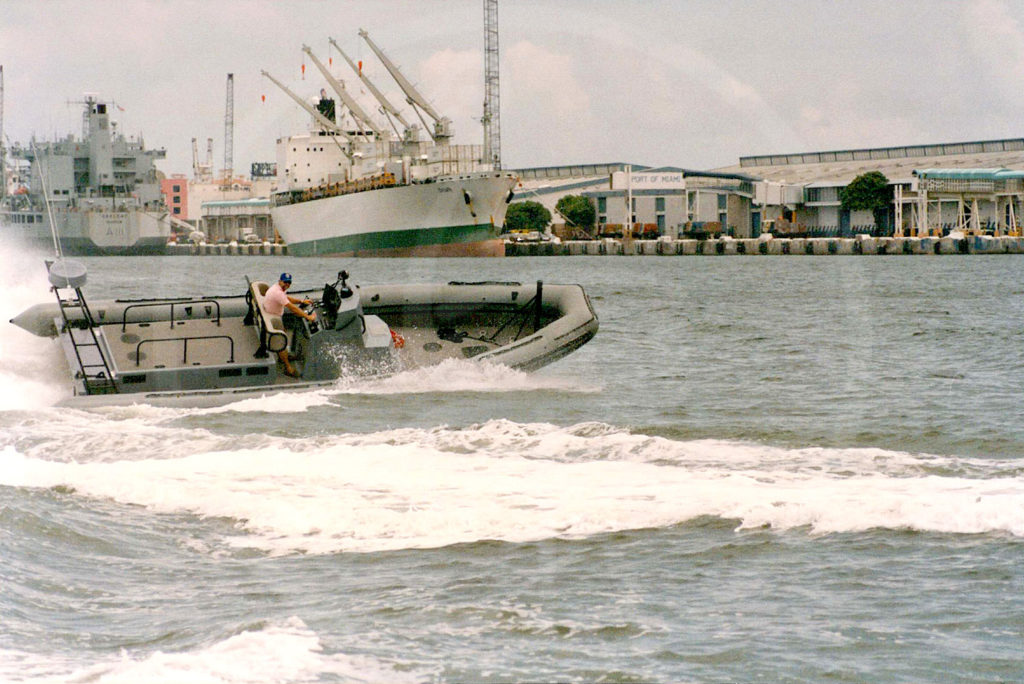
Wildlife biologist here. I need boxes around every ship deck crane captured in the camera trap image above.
[192,137,214,182]
[260,69,354,159]
[206,138,214,181]
[329,37,414,139]
[302,45,383,138]
[358,28,452,143]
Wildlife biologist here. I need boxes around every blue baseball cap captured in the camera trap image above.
[279,273,292,283]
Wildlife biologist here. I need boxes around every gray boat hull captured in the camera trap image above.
[12,280,598,408]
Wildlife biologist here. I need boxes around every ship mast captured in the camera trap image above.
[358,28,453,144]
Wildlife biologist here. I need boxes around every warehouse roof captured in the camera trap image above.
[714,138,1024,186]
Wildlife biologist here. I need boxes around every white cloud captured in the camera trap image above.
[506,40,590,120]
[502,40,595,166]
[3,0,1023,174]
[962,0,1024,105]
[419,48,485,139]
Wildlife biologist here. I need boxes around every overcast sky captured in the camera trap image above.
[2,0,1023,176]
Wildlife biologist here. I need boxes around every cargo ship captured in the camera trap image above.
[264,31,517,257]
[0,95,172,255]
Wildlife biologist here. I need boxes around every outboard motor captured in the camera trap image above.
[302,270,396,381]
[330,270,363,340]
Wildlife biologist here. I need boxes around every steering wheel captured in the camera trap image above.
[303,301,320,333]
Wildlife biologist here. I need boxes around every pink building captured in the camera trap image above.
[161,175,189,220]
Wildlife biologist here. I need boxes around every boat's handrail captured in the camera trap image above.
[121,300,221,332]
[134,335,235,367]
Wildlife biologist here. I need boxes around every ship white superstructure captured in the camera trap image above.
[266,33,516,257]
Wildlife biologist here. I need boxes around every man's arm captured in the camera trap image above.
[285,300,316,320]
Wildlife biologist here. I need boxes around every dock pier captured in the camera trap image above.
[166,243,288,256]
[161,236,1024,257]
[504,235,1024,256]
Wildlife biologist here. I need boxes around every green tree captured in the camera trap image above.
[504,201,551,233]
[555,195,596,233]
[840,171,892,232]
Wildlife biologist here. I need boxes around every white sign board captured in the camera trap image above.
[611,171,685,190]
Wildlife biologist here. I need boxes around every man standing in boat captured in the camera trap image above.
[264,273,316,377]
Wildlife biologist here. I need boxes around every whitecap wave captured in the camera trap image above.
[3,421,1022,554]
[0,617,419,683]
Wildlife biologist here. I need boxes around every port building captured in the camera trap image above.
[511,137,1024,239]
[512,163,757,239]
[716,138,1024,237]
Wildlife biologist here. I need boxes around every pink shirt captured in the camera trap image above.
[263,282,290,316]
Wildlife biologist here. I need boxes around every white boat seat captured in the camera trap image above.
[250,281,289,353]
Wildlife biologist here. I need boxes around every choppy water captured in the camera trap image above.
[1,245,1022,682]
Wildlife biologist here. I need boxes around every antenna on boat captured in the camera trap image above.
[30,139,63,259]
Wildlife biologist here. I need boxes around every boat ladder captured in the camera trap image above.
[53,286,119,395]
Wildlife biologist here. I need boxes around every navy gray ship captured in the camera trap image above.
[1,95,171,255]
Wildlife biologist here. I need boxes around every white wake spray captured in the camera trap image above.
[331,357,602,395]
[2,419,1022,554]
[0,243,74,409]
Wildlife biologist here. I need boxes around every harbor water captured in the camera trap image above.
[1,245,1023,682]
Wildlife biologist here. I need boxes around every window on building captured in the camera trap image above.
[806,187,839,202]
[172,184,180,192]
[598,197,606,213]
[173,207,181,215]
[717,194,727,210]
[655,197,665,212]
[657,214,665,231]
[173,196,180,204]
